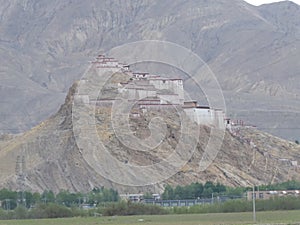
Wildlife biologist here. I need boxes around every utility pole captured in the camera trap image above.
[5,199,11,211]
[252,186,256,223]
[78,197,82,208]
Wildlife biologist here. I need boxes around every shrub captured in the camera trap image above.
[44,203,73,218]
[28,203,72,219]
[0,208,7,220]
[14,206,27,219]
[102,201,167,216]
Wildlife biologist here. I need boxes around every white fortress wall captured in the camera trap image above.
[184,107,216,127]
[139,104,175,111]
[149,79,184,103]
[136,89,157,99]
[172,80,184,102]
[95,61,119,67]
[157,94,181,105]
[184,108,199,124]
[127,88,136,100]
[119,88,157,101]
[214,109,226,129]
[196,108,215,126]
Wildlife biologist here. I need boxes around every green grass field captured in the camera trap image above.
[1,210,300,225]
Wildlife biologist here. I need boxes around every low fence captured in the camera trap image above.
[143,196,244,207]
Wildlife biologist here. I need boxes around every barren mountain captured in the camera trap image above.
[0,65,299,193]
[0,0,299,141]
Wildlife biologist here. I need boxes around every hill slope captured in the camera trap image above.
[0,65,299,193]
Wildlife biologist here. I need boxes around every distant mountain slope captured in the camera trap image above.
[0,0,299,140]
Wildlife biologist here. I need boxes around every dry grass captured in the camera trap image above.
[1,210,300,225]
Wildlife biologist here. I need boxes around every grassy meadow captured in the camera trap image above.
[0,210,300,225]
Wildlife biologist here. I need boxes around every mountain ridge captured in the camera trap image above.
[0,0,299,141]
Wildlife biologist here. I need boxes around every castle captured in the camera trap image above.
[79,55,229,129]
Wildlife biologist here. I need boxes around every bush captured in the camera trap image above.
[171,206,187,214]
[102,201,167,216]
[70,206,90,217]
[170,199,251,214]
[221,199,251,213]
[0,208,7,220]
[45,203,72,218]
[14,206,27,219]
[28,203,72,219]
[255,197,300,211]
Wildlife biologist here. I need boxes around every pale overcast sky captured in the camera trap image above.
[244,0,300,5]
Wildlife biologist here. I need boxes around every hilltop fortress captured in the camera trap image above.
[79,55,229,129]
[0,55,299,194]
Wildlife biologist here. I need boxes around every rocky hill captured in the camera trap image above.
[0,0,299,141]
[0,64,299,194]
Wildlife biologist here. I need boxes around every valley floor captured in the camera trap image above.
[1,210,300,225]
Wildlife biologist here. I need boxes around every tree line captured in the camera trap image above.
[0,187,119,210]
[2,182,229,211]
[2,195,300,220]
[1,180,300,211]
[160,180,300,200]
[161,182,227,200]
